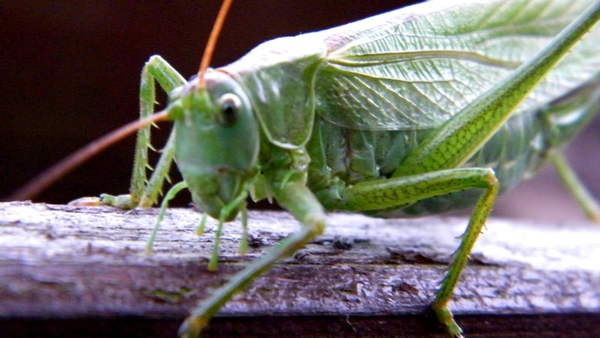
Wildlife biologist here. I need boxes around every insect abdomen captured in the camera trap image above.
[308,75,600,216]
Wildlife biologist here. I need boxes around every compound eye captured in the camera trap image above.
[217,93,242,126]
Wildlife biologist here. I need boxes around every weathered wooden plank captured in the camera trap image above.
[1,201,599,337]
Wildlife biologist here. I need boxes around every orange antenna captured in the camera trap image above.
[198,0,234,87]
[8,111,169,201]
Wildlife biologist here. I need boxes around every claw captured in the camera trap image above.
[99,193,138,209]
[67,196,102,206]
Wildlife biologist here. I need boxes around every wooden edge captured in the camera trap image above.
[1,201,599,337]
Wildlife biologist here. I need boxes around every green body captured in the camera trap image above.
[96,0,600,337]
[217,0,600,217]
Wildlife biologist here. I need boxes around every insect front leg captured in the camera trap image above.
[332,167,499,337]
[101,55,186,208]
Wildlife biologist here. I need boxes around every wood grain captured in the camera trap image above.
[1,201,599,337]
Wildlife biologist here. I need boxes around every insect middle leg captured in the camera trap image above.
[179,180,328,337]
[333,167,499,337]
[101,55,186,209]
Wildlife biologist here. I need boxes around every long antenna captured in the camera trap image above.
[8,111,169,201]
[198,0,234,87]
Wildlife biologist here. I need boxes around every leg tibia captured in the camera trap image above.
[104,55,186,208]
[337,167,499,337]
[552,152,600,222]
[179,181,327,338]
[432,171,498,337]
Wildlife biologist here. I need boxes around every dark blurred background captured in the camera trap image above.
[1,1,599,222]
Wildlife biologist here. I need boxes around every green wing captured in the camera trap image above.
[315,0,600,131]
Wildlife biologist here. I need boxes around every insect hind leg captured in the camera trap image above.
[552,152,600,222]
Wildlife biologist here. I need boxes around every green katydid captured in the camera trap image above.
[9,0,600,337]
